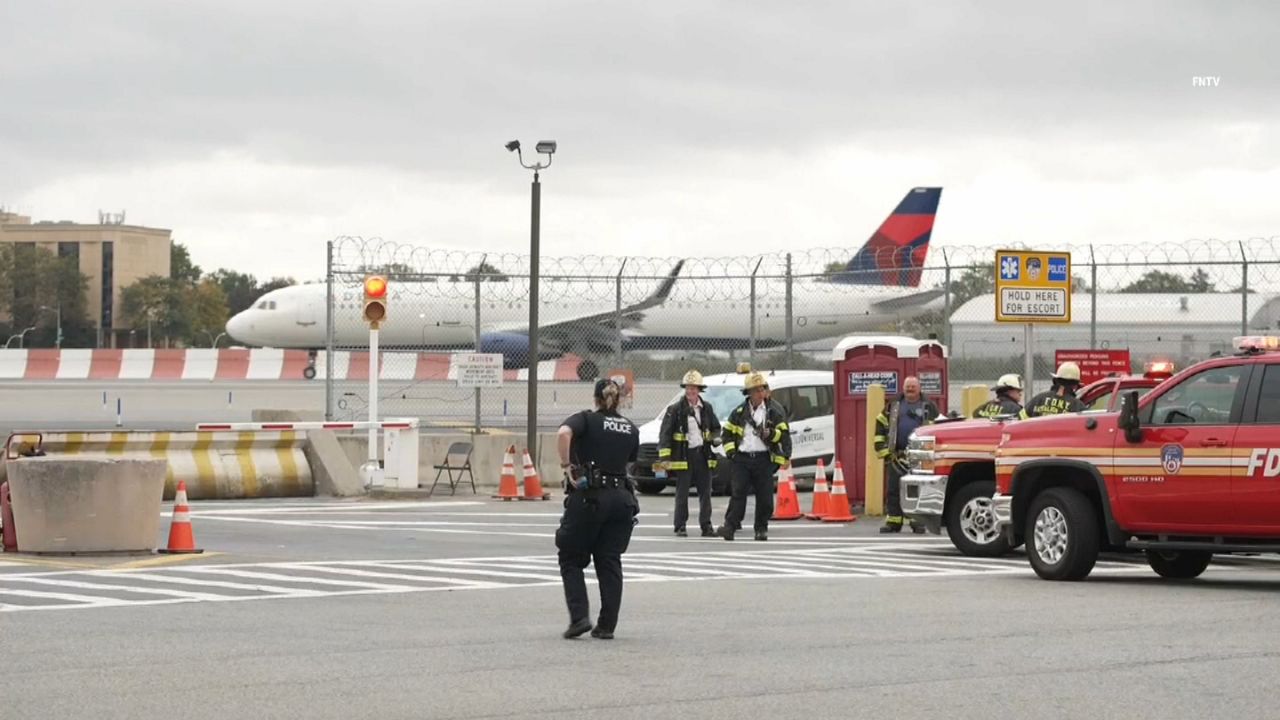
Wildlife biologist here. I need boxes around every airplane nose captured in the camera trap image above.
[226,312,251,342]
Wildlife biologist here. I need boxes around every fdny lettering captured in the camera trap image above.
[602,418,634,434]
[1246,449,1280,477]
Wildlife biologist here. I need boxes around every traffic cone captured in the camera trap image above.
[771,466,804,521]
[493,445,521,500]
[806,458,831,520]
[158,480,204,554]
[519,448,551,501]
[822,461,857,523]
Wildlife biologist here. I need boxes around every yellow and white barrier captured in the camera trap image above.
[31,430,312,500]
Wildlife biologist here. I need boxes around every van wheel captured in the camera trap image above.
[945,481,1011,557]
[1025,487,1100,581]
[1146,550,1212,579]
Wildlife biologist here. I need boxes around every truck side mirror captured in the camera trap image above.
[1118,390,1142,443]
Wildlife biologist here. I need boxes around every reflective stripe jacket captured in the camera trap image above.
[657,396,722,471]
[874,397,940,467]
[973,395,1027,420]
[720,398,791,467]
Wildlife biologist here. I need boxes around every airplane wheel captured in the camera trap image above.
[576,360,599,381]
[303,366,317,380]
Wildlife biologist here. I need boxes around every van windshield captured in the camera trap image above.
[654,386,744,422]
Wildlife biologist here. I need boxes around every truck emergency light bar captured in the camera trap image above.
[1234,336,1280,353]
[1143,361,1175,379]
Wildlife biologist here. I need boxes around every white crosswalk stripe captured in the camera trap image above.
[0,543,1248,613]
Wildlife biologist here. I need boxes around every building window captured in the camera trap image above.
[101,241,114,334]
[58,242,79,260]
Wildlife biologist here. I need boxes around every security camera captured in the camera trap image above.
[535,140,557,155]
[505,140,520,152]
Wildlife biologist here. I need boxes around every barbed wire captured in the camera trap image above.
[328,235,1280,303]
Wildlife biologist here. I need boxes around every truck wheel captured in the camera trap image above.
[1145,550,1211,579]
[1025,487,1100,581]
[636,480,665,496]
[945,481,1011,557]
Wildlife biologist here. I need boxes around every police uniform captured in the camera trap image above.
[716,372,791,541]
[1025,362,1086,417]
[556,379,641,640]
[658,370,722,537]
[974,374,1027,420]
[874,393,940,532]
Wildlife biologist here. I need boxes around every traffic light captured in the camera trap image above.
[363,275,388,327]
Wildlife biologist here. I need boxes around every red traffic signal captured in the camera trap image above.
[363,275,388,325]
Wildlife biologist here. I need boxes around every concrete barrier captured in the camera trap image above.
[6,457,167,553]
[32,430,312,500]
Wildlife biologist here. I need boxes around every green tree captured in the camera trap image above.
[456,261,509,282]
[121,276,190,348]
[171,242,202,284]
[259,277,295,294]
[186,280,229,347]
[947,264,996,308]
[0,245,92,347]
[208,269,260,317]
[1119,269,1214,293]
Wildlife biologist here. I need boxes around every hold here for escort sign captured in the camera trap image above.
[995,249,1072,324]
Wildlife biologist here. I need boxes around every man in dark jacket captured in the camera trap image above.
[974,374,1027,419]
[658,369,722,537]
[1026,362,1086,417]
[874,376,940,533]
[716,371,791,541]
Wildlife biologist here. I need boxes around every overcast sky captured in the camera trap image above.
[2,0,1277,283]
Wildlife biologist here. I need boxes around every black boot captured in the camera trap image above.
[717,525,735,541]
[563,619,592,639]
[879,523,902,534]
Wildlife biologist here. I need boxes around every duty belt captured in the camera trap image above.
[587,475,628,489]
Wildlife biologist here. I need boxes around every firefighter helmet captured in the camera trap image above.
[680,369,706,388]
[742,371,769,394]
[994,373,1023,391]
[1053,362,1082,382]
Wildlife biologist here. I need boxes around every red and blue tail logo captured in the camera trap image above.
[837,187,942,287]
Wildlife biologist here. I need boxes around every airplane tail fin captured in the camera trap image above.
[835,187,942,288]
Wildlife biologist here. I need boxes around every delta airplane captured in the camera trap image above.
[225,187,946,380]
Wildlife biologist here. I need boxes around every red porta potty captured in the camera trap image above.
[832,335,950,509]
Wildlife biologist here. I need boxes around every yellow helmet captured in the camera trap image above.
[735,362,752,374]
[1053,362,1082,382]
[680,369,706,388]
[742,371,769,394]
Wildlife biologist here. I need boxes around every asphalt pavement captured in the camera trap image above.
[3,492,1279,719]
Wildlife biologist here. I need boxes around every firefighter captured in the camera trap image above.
[874,376,940,533]
[658,369,722,538]
[555,378,641,640]
[974,374,1027,419]
[716,371,792,541]
[1025,362,1087,417]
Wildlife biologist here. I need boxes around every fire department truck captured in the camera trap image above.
[991,336,1280,581]
[900,363,1175,557]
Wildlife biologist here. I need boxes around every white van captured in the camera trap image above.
[627,369,835,495]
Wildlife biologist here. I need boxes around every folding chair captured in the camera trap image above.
[429,441,476,495]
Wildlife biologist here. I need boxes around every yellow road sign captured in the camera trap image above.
[994,249,1072,324]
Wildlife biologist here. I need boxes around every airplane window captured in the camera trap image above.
[257,301,267,309]
[268,301,277,310]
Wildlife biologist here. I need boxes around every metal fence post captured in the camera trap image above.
[1089,245,1097,350]
[324,239,335,421]
[785,253,793,366]
[474,258,484,434]
[941,249,951,348]
[615,259,626,370]
[749,258,762,363]
[1241,242,1249,336]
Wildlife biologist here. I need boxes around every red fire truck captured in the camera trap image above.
[991,336,1280,581]
[900,362,1174,556]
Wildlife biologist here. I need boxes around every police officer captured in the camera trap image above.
[874,376,940,533]
[658,369,722,538]
[555,378,641,640]
[716,371,791,541]
[974,374,1027,419]
[1025,362,1087,417]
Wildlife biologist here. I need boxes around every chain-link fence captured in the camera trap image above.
[323,236,1280,429]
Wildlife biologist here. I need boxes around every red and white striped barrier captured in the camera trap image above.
[195,419,418,431]
[0,349,584,382]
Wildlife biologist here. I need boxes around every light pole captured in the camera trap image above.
[506,139,556,464]
[39,304,62,348]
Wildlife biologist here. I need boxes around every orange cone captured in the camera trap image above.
[771,466,804,521]
[519,448,551,501]
[159,480,204,554]
[492,444,521,500]
[822,461,857,523]
[806,458,831,520]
